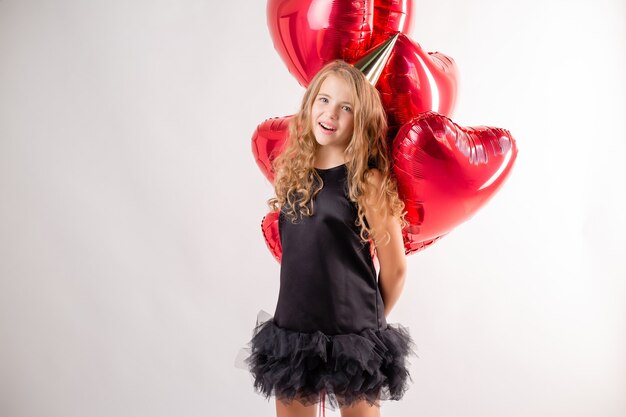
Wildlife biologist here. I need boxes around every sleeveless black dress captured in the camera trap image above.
[237,163,417,411]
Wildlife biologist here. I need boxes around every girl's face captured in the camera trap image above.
[310,74,355,151]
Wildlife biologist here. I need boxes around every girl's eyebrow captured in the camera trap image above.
[317,92,353,106]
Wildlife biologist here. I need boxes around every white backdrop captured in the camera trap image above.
[0,1,624,416]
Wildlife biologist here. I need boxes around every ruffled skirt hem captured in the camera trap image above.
[235,309,419,411]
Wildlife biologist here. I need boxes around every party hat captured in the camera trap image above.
[353,33,399,86]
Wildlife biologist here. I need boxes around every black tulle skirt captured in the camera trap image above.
[235,310,418,411]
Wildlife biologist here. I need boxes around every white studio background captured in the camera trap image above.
[0,1,624,416]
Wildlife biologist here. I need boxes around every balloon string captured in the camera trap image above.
[318,390,325,417]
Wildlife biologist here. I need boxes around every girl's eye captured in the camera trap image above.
[343,106,352,112]
[319,97,328,103]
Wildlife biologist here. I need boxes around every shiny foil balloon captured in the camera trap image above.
[262,212,282,262]
[392,112,518,249]
[267,0,375,87]
[371,0,414,47]
[376,34,459,140]
[252,116,292,184]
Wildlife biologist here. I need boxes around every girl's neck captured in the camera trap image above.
[314,151,350,170]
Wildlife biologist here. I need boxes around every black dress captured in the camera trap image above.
[236,163,417,411]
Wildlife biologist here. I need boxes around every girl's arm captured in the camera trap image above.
[363,169,407,318]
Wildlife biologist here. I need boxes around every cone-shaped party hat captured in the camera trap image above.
[353,33,399,86]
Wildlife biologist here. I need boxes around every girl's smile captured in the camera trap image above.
[311,74,355,148]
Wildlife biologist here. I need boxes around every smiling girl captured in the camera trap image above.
[242,59,417,417]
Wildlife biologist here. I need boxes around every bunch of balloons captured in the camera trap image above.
[252,0,518,261]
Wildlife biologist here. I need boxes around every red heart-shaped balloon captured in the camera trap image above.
[392,112,518,252]
[252,115,293,184]
[267,0,414,87]
[261,211,282,262]
[267,0,375,87]
[376,34,459,140]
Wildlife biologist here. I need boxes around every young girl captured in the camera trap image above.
[243,59,417,417]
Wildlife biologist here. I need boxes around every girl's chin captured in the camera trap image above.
[314,139,349,150]
[314,130,342,143]
[314,134,334,145]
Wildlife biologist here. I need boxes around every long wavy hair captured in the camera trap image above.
[267,60,408,247]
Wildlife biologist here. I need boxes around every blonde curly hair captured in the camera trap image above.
[267,60,408,247]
